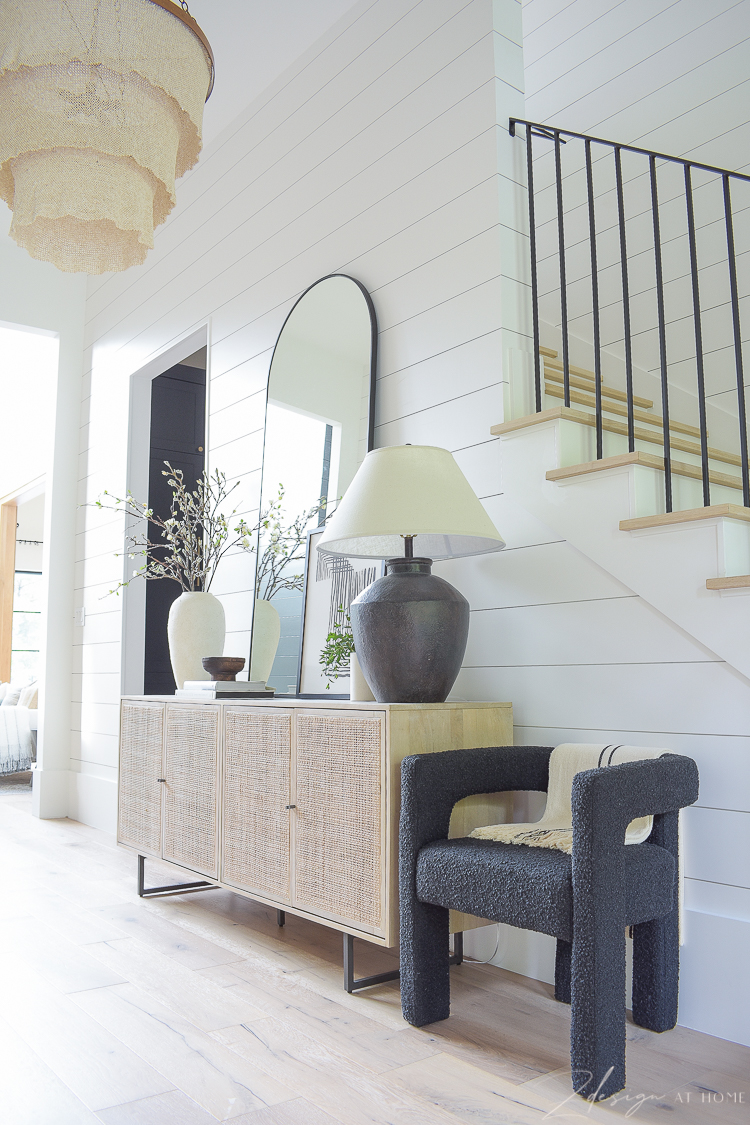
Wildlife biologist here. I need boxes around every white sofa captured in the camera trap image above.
[0,681,37,775]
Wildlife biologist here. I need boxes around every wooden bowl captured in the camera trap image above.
[201,656,246,681]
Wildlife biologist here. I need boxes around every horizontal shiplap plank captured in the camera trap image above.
[452,661,750,736]
[436,537,631,609]
[685,878,750,922]
[515,725,750,813]
[376,329,504,427]
[683,806,750,889]
[71,730,120,770]
[71,701,121,739]
[71,673,123,707]
[377,380,507,448]
[464,596,720,668]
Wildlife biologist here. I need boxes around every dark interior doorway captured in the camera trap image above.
[144,354,206,695]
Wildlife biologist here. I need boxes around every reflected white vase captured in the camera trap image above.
[349,650,375,702]
[249,598,281,684]
[167,592,225,690]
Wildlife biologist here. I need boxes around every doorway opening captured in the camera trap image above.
[143,349,207,695]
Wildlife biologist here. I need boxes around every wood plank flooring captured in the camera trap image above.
[1,783,748,1124]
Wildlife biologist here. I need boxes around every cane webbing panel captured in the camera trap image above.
[222,710,292,900]
[118,701,164,855]
[163,705,219,878]
[294,713,383,929]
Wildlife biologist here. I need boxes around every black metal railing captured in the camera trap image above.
[510,118,750,511]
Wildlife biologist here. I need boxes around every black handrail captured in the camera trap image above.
[511,117,750,512]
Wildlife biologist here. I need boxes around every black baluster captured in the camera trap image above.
[554,129,570,406]
[723,173,750,508]
[684,164,710,507]
[526,122,542,413]
[585,138,603,459]
[650,155,672,513]
[615,147,635,453]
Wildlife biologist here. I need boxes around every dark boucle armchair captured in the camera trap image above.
[399,745,699,1101]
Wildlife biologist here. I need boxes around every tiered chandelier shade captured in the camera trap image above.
[0,0,213,274]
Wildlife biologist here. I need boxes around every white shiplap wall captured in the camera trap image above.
[73,0,527,826]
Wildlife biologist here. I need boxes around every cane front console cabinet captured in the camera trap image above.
[118,698,513,950]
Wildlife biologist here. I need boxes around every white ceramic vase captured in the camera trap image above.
[349,650,375,702]
[167,591,226,690]
[249,598,281,684]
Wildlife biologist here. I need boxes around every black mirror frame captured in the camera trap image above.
[249,274,378,693]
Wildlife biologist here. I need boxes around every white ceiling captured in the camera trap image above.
[187,0,363,145]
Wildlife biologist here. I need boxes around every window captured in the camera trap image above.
[11,571,42,682]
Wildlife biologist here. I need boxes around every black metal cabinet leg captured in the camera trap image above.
[277,910,286,927]
[343,931,464,994]
[343,933,401,993]
[137,854,216,899]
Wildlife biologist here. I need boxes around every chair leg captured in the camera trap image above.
[570,922,626,1101]
[400,899,450,1027]
[631,911,679,1032]
[555,938,571,1004]
[633,811,680,1033]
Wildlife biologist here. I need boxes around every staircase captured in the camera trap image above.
[491,348,750,679]
[492,120,750,677]
[511,346,746,504]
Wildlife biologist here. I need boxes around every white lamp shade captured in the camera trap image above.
[316,445,505,559]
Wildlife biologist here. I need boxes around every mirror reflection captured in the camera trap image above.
[250,274,376,695]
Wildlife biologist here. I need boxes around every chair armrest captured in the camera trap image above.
[571,754,699,853]
[570,754,699,933]
[400,745,553,860]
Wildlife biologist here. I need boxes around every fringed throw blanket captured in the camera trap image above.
[469,744,668,855]
[0,707,34,776]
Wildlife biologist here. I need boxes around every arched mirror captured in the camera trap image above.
[249,274,377,696]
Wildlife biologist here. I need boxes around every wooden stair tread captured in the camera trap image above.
[491,405,593,436]
[546,451,743,491]
[706,575,750,589]
[544,377,701,438]
[544,368,655,412]
[544,357,654,409]
[620,505,750,531]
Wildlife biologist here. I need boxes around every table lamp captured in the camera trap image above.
[316,444,505,702]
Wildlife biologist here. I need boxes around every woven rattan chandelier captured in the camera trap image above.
[0,0,214,274]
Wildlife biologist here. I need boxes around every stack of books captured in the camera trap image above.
[175,680,275,701]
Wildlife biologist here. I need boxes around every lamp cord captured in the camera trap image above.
[453,924,501,965]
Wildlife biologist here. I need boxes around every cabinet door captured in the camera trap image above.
[221,709,292,902]
[118,701,164,857]
[163,704,220,879]
[293,711,385,935]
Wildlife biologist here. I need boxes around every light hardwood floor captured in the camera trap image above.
[1,779,747,1125]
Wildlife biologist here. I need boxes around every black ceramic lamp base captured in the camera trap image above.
[349,557,469,704]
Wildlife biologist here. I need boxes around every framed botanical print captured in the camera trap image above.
[297,527,382,696]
